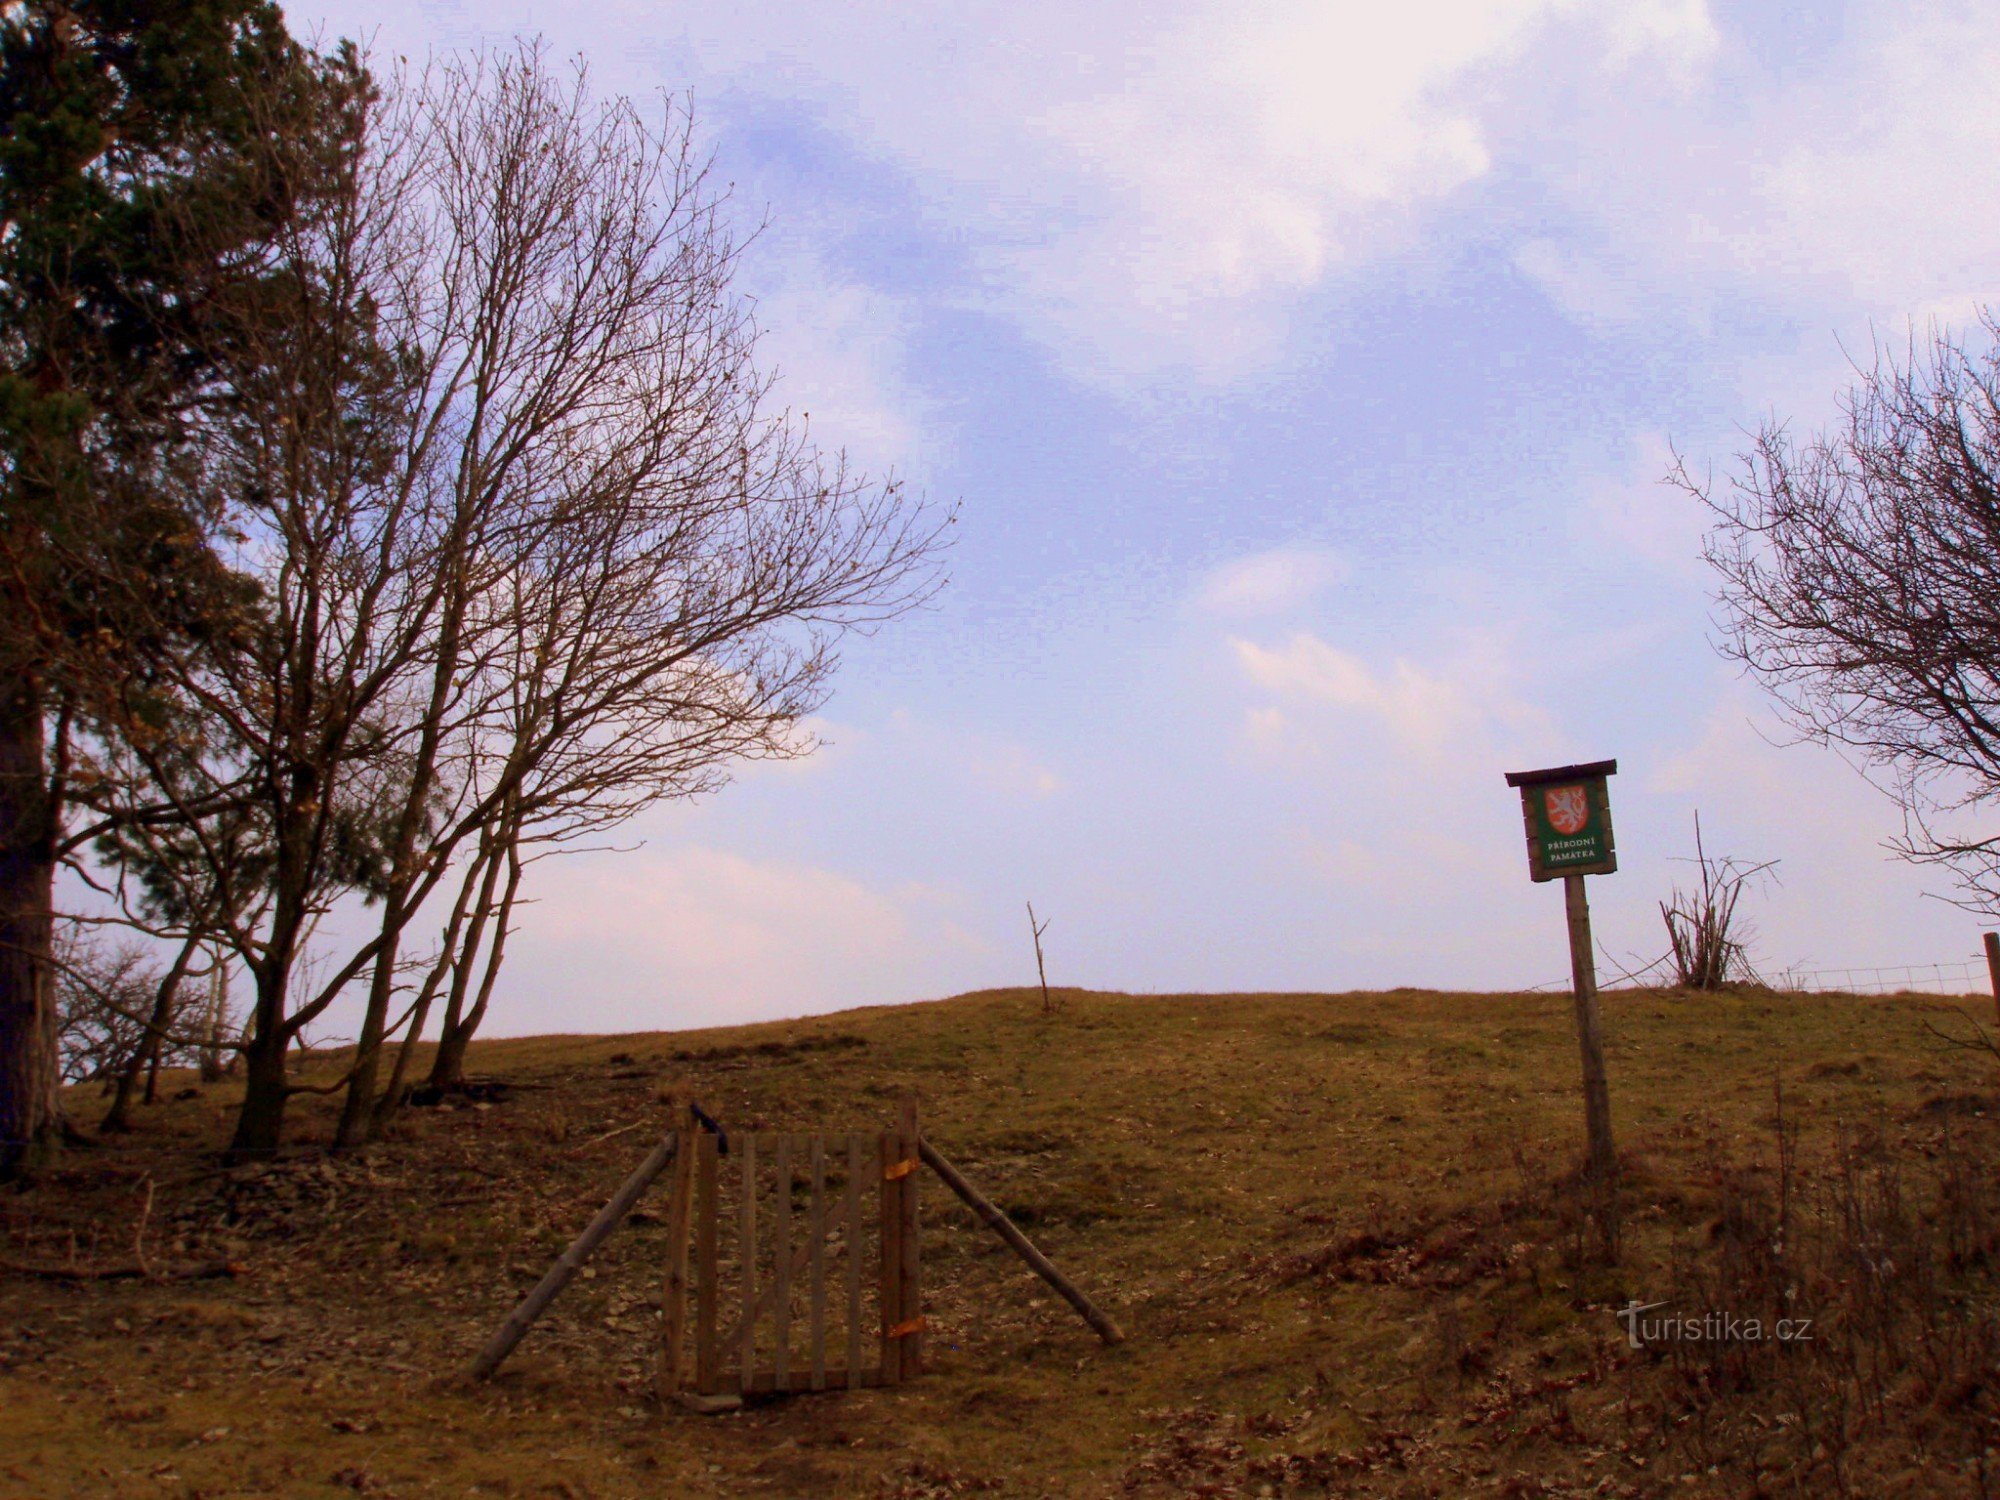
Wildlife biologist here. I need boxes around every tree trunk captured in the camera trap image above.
[337,581,469,1149]
[228,769,323,1162]
[226,970,292,1163]
[428,999,477,1095]
[428,838,521,1092]
[369,841,498,1139]
[333,930,402,1150]
[198,959,228,1083]
[103,936,200,1133]
[102,1040,148,1135]
[0,672,60,1180]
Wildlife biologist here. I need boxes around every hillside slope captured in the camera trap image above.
[3,986,1996,1497]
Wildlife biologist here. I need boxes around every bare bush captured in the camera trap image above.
[51,930,156,1087]
[1659,812,1776,990]
[1642,1089,2000,1495]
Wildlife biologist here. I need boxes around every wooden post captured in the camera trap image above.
[844,1133,864,1389]
[878,1129,903,1383]
[774,1134,793,1388]
[918,1137,1125,1345]
[468,1127,679,1381]
[1564,874,1617,1184]
[694,1130,720,1394]
[809,1135,828,1391]
[1984,931,2000,1030]
[737,1133,758,1390]
[897,1097,922,1377]
[656,1123,698,1399]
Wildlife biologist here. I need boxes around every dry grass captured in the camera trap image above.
[3,984,1998,1497]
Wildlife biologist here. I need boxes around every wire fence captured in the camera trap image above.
[1526,953,1998,998]
[1769,957,1992,998]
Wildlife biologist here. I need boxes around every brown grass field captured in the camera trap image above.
[3,985,1999,1498]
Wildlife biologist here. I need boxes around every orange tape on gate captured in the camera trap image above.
[888,1316,926,1339]
[883,1158,918,1180]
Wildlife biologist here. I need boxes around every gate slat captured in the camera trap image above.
[719,1194,850,1357]
[737,1133,758,1390]
[656,1131,696,1398]
[879,1130,902,1384]
[694,1130,720,1393]
[845,1133,864,1388]
[774,1134,793,1388]
[898,1098,922,1377]
[809,1136,828,1391]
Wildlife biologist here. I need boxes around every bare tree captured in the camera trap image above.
[105,47,945,1159]
[323,52,944,1146]
[1026,902,1056,1017]
[1686,316,2000,912]
[1658,813,1776,990]
[52,928,156,1087]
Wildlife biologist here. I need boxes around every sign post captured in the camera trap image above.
[1504,760,1618,1185]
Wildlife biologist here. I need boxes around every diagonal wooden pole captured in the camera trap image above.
[470,1126,680,1381]
[918,1137,1123,1346]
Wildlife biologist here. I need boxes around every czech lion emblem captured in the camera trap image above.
[1544,784,1590,836]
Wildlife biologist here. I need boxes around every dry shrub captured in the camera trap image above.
[1659,812,1775,990]
[1640,1092,2000,1495]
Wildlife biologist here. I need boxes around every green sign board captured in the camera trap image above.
[1504,760,1618,882]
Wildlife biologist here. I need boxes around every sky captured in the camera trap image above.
[288,0,2000,1036]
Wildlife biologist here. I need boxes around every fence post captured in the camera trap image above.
[879,1128,904,1383]
[694,1130,720,1394]
[1985,932,2000,1030]
[656,1122,698,1400]
[898,1096,922,1377]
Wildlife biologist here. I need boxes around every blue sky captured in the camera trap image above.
[298,0,2000,1034]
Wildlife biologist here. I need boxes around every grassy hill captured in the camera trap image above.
[3,985,1997,1497]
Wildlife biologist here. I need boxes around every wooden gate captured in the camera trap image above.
[658,1099,922,1408]
[469,1093,1123,1396]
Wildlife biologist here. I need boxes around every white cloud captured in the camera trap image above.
[1750,10,2000,310]
[1635,686,1973,972]
[309,0,1739,385]
[975,0,1718,378]
[741,246,943,484]
[325,0,2000,397]
[1646,688,1877,816]
[1235,631,1469,748]
[1582,431,1709,580]
[1196,547,1346,615]
[1512,2,2000,344]
[875,710,1064,803]
[1510,235,1647,329]
[1243,704,1289,750]
[470,0,1725,383]
[966,743,1062,800]
[1599,0,1719,77]
[499,845,987,1031]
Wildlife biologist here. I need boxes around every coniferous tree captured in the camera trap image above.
[0,2,361,1175]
